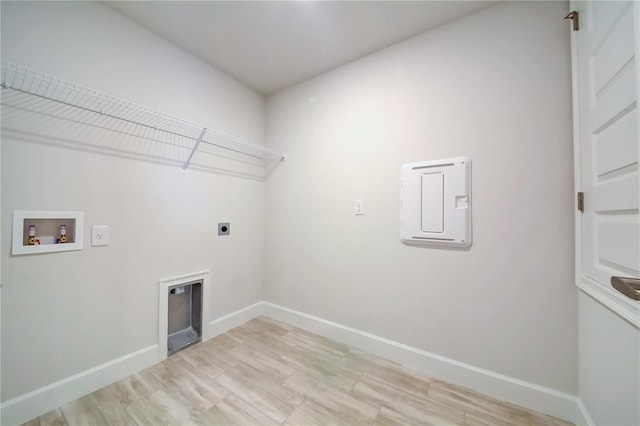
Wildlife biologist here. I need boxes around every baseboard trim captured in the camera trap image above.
[208,301,265,338]
[0,302,266,426]
[262,301,579,423]
[0,344,159,426]
[1,301,581,425]
[575,398,595,426]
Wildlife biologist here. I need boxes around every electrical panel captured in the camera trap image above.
[400,157,471,248]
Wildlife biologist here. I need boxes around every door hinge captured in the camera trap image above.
[577,192,584,213]
[564,10,580,31]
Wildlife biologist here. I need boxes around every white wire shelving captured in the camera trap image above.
[0,61,284,178]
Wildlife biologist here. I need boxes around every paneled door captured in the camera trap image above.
[571,0,640,326]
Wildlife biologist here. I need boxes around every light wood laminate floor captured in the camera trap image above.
[25,316,573,426]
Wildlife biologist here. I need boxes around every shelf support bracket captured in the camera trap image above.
[183,127,207,171]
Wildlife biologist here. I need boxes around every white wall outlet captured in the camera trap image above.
[354,198,364,215]
[91,225,109,247]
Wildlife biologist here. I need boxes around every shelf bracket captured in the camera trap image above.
[183,127,207,171]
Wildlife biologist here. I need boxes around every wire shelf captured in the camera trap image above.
[0,61,284,178]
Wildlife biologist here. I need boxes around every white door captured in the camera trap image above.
[571,0,640,326]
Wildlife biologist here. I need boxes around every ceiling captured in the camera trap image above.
[105,1,497,95]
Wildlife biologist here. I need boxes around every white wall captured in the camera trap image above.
[578,293,640,426]
[265,0,577,394]
[1,1,266,401]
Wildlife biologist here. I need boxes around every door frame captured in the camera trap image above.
[569,0,640,328]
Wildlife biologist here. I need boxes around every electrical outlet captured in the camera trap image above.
[91,225,109,246]
[354,198,364,215]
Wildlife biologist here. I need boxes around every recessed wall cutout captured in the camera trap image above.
[167,279,202,356]
[218,223,230,236]
[12,210,84,255]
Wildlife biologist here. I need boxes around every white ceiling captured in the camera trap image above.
[105,1,497,95]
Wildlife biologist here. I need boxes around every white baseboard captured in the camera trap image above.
[575,398,595,426]
[208,301,265,337]
[262,302,579,424]
[0,344,159,426]
[1,301,582,425]
[0,302,265,426]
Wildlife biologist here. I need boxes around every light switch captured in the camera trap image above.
[354,198,364,215]
[92,225,109,247]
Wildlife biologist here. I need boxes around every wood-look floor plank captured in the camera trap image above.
[285,398,354,426]
[376,405,463,426]
[284,370,380,424]
[232,361,305,408]
[174,346,226,379]
[22,408,67,426]
[59,395,107,426]
[161,356,225,412]
[230,343,297,380]
[107,372,155,406]
[429,379,561,426]
[351,373,464,425]
[219,393,280,426]
[216,370,294,423]
[23,316,574,426]
[90,386,138,425]
[125,390,180,425]
[208,332,244,352]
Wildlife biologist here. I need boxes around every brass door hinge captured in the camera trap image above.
[577,192,584,212]
[564,10,580,31]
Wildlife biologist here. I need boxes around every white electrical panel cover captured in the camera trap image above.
[400,157,471,248]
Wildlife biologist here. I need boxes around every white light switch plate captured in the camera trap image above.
[92,225,109,247]
[354,198,364,215]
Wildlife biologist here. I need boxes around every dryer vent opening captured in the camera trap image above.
[167,279,202,356]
